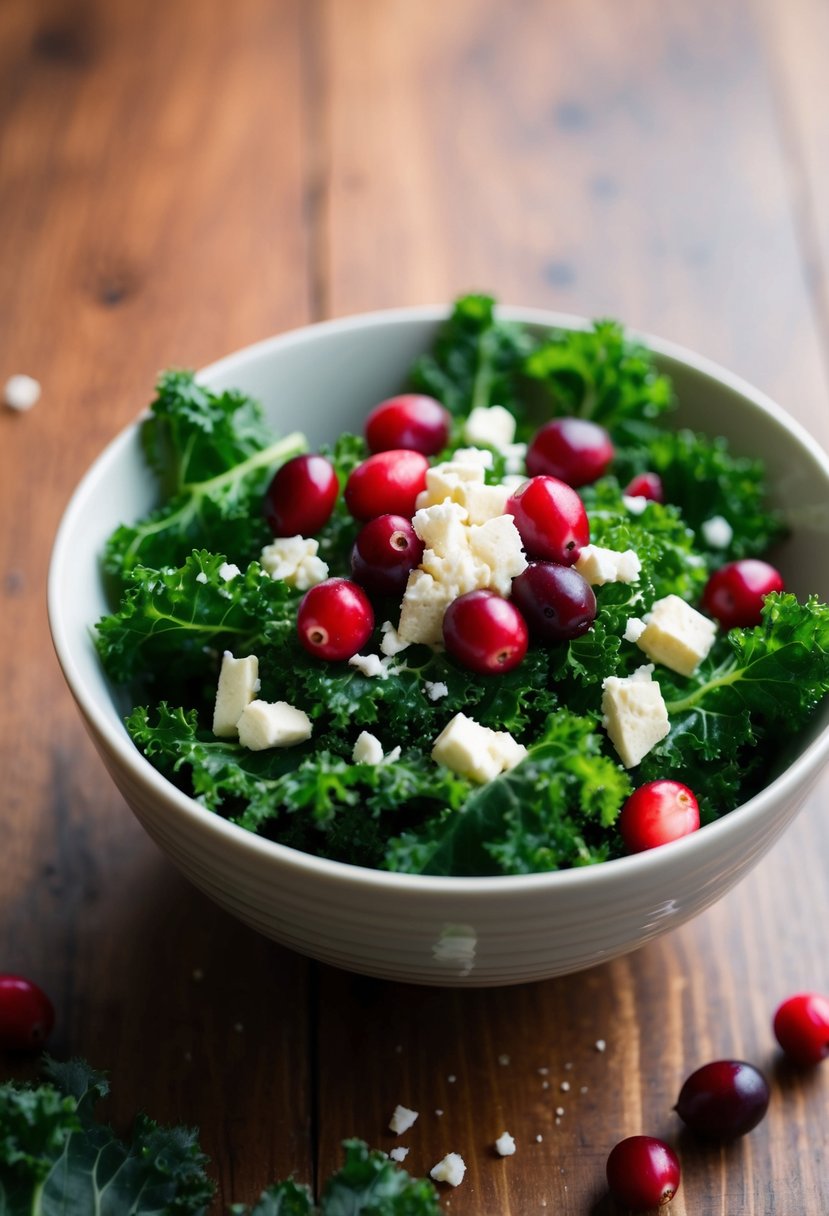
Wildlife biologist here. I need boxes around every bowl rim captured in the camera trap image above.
[48,302,829,898]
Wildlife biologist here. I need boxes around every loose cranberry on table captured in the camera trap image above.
[701,558,785,630]
[618,780,700,854]
[350,514,424,596]
[344,449,429,521]
[0,974,55,1050]
[624,470,665,502]
[264,453,339,537]
[605,1135,680,1211]
[526,417,614,487]
[773,992,829,1066]
[297,578,374,661]
[443,590,528,674]
[510,561,596,642]
[674,1060,770,1139]
[365,393,451,456]
[505,475,590,565]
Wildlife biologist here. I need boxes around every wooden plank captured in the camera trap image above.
[0,0,313,1207]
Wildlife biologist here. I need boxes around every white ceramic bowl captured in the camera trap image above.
[48,306,829,986]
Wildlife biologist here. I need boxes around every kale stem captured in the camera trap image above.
[182,432,308,495]
[470,330,496,413]
[665,665,742,714]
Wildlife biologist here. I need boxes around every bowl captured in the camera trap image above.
[48,305,829,987]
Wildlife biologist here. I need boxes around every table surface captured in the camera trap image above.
[2,1,829,1212]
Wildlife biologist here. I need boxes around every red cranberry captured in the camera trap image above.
[701,559,784,630]
[606,1136,680,1211]
[351,514,424,596]
[505,476,589,565]
[264,454,339,537]
[344,449,429,521]
[624,471,665,503]
[675,1060,770,1139]
[0,974,55,1050]
[443,590,528,674]
[297,578,374,661]
[773,993,829,1066]
[619,780,700,853]
[527,417,614,487]
[510,562,596,642]
[365,394,451,456]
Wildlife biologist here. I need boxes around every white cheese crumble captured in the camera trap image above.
[389,1147,409,1163]
[701,514,734,549]
[348,652,388,679]
[452,446,495,469]
[219,562,241,580]
[380,620,411,657]
[636,594,717,676]
[424,680,449,702]
[623,616,647,644]
[3,373,41,411]
[213,652,259,737]
[622,494,648,515]
[389,1105,419,1135]
[601,665,670,769]
[575,544,641,586]
[430,1153,466,1187]
[260,535,329,590]
[195,571,208,584]
[237,700,313,750]
[595,1039,607,1052]
[495,1131,516,1156]
[352,732,384,765]
[432,713,527,784]
[504,442,528,475]
[464,403,517,448]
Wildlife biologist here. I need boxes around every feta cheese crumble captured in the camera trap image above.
[348,652,389,679]
[389,1105,419,1135]
[623,616,647,644]
[352,732,384,765]
[218,562,241,580]
[260,535,329,590]
[424,680,449,702]
[237,700,313,750]
[432,713,527,784]
[575,544,641,586]
[495,1131,516,1156]
[701,514,734,549]
[636,594,717,676]
[389,1147,409,1163]
[463,403,517,448]
[601,665,670,769]
[213,652,259,737]
[430,1153,466,1187]
[3,373,41,411]
[380,620,410,657]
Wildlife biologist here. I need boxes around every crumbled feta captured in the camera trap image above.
[495,1131,516,1156]
[352,731,384,765]
[417,462,485,511]
[464,404,517,448]
[260,535,329,590]
[504,442,528,475]
[389,1147,409,1163]
[622,494,648,515]
[219,562,241,580]
[237,700,313,750]
[348,652,388,679]
[432,713,527,784]
[413,499,471,552]
[623,616,647,644]
[196,571,208,584]
[389,1105,419,1135]
[462,481,512,525]
[636,594,717,676]
[430,1152,466,1187]
[595,1039,607,1052]
[466,514,527,595]
[213,652,259,737]
[380,620,411,657]
[575,544,641,586]
[424,680,449,702]
[452,446,494,469]
[701,514,734,549]
[601,665,670,769]
[3,373,41,411]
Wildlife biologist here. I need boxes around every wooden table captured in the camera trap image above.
[2,1,828,1211]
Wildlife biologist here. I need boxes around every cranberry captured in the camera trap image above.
[773,993,829,1066]
[510,562,596,642]
[624,471,665,503]
[675,1060,770,1139]
[344,449,429,522]
[365,393,451,456]
[606,1136,680,1211]
[351,514,424,596]
[701,559,785,630]
[505,476,589,565]
[264,454,339,537]
[619,780,700,853]
[297,578,374,661]
[0,974,55,1050]
[443,590,528,674]
[527,417,614,487]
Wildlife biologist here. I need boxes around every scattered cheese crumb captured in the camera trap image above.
[447,1074,457,1083]
[348,652,389,679]
[195,571,208,584]
[260,535,329,590]
[504,442,527,475]
[389,1146,409,1163]
[622,494,648,515]
[498,1053,511,1066]
[575,544,641,586]
[595,1039,607,1052]
[380,620,411,657]
[424,680,449,702]
[237,700,313,750]
[701,514,733,548]
[4,373,41,411]
[432,712,527,784]
[464,404,517,448]
[560,1081,570,1092]
[555,1106,565,1117]
[452,446,494,469]
[535,1134,543,1143]
[213,652,259,738]
[580,1085,589,1094]
[564,1062,573,1070]
[495,1131,516,1156]
[430,1153,466,1187]
[542,1080,550,1090]
[636,594,717,676]
[352,731,384,765]
[219,562,241,580]
[537,1067,549,1076]
[389,1105,419,1135]
[435,1109,444,1117]
[601,664,670,769]
[623,616,647,644]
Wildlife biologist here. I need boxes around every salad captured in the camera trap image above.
[95,294,829,877]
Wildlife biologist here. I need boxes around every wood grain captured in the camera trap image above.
[1,0,828,1213]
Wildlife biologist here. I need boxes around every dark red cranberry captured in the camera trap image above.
[505,476,589,565]
[0,974,55,1050]
[675,1060,770,1139]
[443,590,528,674]
[365,394,451,456]
[773,993,829,1066]
[619,780,700,853]
[344,449,429,521]
[526,417,614,487]
[701,559,784,630]
[606,1136,680,1211]
[624,471,665,503]
[350,514,424,596]
[297,578,374,661]
[264,454,339,537]
[510,562,596,642]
